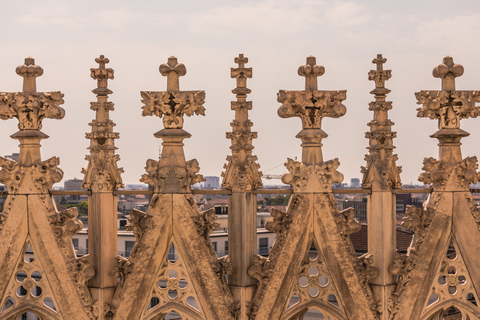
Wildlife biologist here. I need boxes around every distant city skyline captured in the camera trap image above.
[1,0,480,186]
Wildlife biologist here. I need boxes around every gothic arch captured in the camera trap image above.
[3,305,61,320]
[421,299,480,320]
[142,302,203,320]
[282,299,347,320]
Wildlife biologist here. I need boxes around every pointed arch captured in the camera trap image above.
[3,305,61,320]
[421,299,480,320]
[281,299,347,320]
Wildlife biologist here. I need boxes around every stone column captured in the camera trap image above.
[222,54,263,319]
[82,55,124,318]
[362,54,402,318]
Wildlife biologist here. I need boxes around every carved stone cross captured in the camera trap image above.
[231,54,252,91]
[416,56,480,165]
[433,56,464,91]
[278,56,346,166]
[416,56,479,131]
[373,54,386,71]
[16,57,43,93]
[159,56,186,91]
[91,55,114,94]
[297,56,325,91]
[368,54,391,93]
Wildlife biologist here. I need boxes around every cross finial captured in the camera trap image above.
[373,54,387,71]
[95,55,109,69]
[433,56,464,91]
[91,55,114,93]
[235,54,248,69]
[15,57,43,93]
[231,54,252,91]
[297,56,325,91]
[159,56,187,91]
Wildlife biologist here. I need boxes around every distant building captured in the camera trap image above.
[204,176,220,189]
[64,178,87,203]
[350,178,361,188]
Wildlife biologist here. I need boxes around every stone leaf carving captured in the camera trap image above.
[265,208,293,237]
[416,90,480,126]
[335,207,362,237]
[390,252,416,304]
[49,207,84,248]
[82,153,124,191]
[141,90,205,129]
[0,91,65,130]
[176,158,206,188]
[278,90,346,129]
[402,205,436,244]
[194,208,220,240]
[0,156,63,193]
[247,255,274,319]
[221,154,263,192]
[126,208,152,243]
[282,158,343,192]
[110,256,134,290]
[466,193,480,231]
[69,255,95,304]
[361,153,402,190]
[212,255,233,289]
[140,159,168,192]
[419,156,480,190]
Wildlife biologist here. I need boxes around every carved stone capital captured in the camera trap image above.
[281,158,343,193]
[277,90,346,129]
[82,153,124,191]
[0,91,65,131]
[141,90,205,129]
[221,154,263,192]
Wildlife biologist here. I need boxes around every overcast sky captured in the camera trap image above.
[1,0,480,187]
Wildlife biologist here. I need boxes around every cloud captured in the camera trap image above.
[325,1,372,27]
[185,0,326,36]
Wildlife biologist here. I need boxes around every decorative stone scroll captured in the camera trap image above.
[222,54,263,192]
[82,55,124,192]
[278,56,346,192]
[361,54,402,191]
[140,56,206,193]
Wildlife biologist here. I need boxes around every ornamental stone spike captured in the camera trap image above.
[16,57,43,93]
[222,54,262,192]
[362,53,400,191]
[416,56,480,188]
[83,55,123,192]
[278,56,345,192]
[141,56,205,193]
[91,55,114,95]
[159,56,187,91]
[0,57,65,193]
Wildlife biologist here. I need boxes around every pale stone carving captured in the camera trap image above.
[222,54,263,192]
[139,56,205,193]
[390,57,480,320]
[0,58,94,320]
[3,54,480,320]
